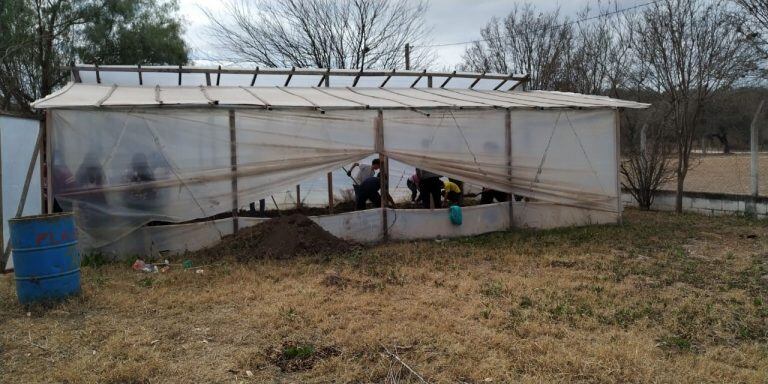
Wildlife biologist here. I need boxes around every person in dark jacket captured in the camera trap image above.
[417,168,442,209]
[355,175,382,210]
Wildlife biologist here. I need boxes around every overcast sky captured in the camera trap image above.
[177,0,648,68]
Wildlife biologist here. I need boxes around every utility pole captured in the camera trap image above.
[404,43,411,70]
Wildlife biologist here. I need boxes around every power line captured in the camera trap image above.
[413,0,661,49]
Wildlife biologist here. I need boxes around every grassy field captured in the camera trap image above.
[1,209,767,383]
[660,153,768,196]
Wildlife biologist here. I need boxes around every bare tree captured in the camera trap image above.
[631,0,758,213]
[621,106,675,210]
[733,0,768,62]
[203,0,434,69]
[461,5,573,90]
[461,3,634,94]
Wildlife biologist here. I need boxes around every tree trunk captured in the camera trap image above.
[675,167,685,213]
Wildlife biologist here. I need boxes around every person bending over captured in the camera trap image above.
[406,173,420,202]
[355,175,382,210]
[443,179,462,205]
[417,168,443,209]
[348,159,380,206]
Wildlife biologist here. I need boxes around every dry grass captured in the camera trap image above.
[660,153,768,196]
[1,209,767,383]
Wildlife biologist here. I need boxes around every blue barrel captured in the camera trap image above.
[10,212,81,304]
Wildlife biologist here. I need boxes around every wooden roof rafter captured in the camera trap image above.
[69,64,530,90]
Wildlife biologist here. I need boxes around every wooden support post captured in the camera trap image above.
[327,172,334,213]
[250,67,259,87]
[404,44,410,70]
[296,185,301,209]
[205,72,211,86]
[229,110,239,233]
[427,76,433,88]
[614,110,622,224]
[505,109,513,229]
[376,110,388,240]
[45,111,53,214]
[137,64,142,85]
[1,128,43,268]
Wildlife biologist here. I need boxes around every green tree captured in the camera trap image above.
[0,0,188,116]
[77,0,188,65]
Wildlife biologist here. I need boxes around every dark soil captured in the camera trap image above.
[202,214,352,261]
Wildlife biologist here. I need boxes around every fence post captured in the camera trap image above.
[229,110,239,233]
[505,109,513,229]
[748,100,764,216]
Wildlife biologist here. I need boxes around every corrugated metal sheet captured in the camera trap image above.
[32,83,649,110]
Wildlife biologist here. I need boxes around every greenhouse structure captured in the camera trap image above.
[24,65,648,258]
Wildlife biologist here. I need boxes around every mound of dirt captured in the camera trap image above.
[207,214,351,261]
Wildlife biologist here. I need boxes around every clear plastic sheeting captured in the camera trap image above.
[0,115,42,271]
[51,109,376,248]
[510,109,619,212]
[48,106,622,252]
[384,110,511,193]
[383,109,619,212]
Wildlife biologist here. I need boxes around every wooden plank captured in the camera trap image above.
[45,112,53,214]
[380,70,394,87]
[205,72,211,86]
[137,64,143,85]
[177,64,182,85]
[427,76,433,88]
[505,109,513,229]
[250,67,259,86]
[216,66,222,86]
[377,110,388,241]
[440,71,456,88]
[327,172,334,213]
[508,74,531,91]
[1,128,43,268]
[284,67,295,87]
[71,65,529,82]
[470,71,485,89]
[229,110,239,233]
[410,70,426,88]
[95,63,101,84]
[296,185,301,209]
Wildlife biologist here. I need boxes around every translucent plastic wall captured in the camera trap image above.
[0,116,42,270]
[50,107,618,251]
